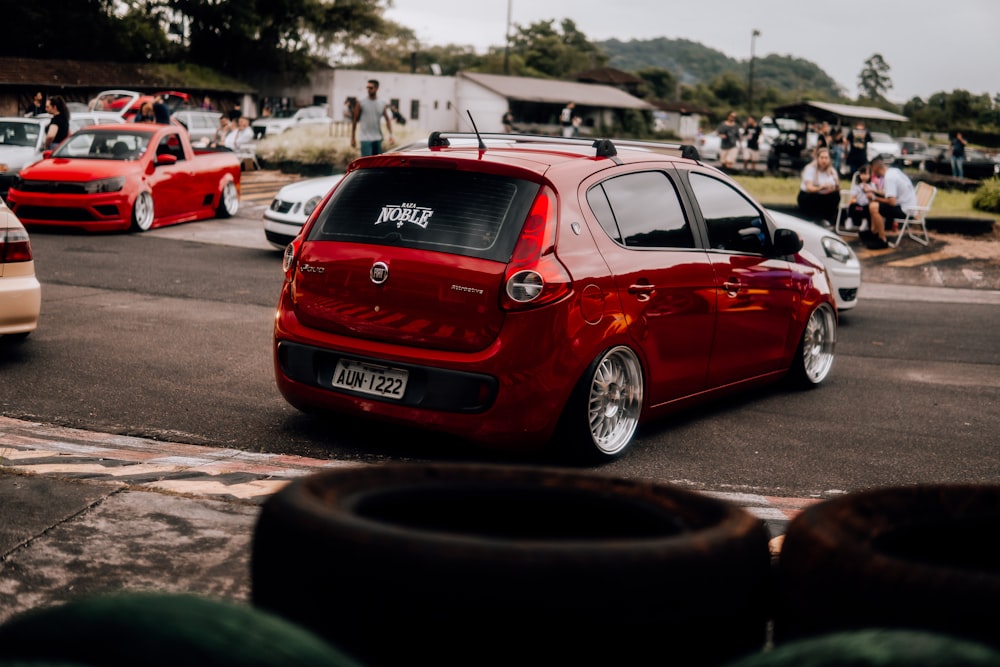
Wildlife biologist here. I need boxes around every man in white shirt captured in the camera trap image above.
[868,156,917,249]
[224,116,254,151]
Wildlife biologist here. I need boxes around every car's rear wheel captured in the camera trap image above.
[216,180,239,218]
[130,191,154,231]
[558,345,643,461]
[788,304,836,387]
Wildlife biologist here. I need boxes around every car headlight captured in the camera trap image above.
[83,177,126,194]
[821,236,854,264]
[303,195,323,217]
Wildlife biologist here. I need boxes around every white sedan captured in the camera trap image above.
[263,174,345,249]
[768,208,861,312]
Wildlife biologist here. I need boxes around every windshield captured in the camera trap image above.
[52,130,151,160]
[0,121,41,148]
[870,132,895,143]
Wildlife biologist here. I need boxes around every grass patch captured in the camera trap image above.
[733,174,996,219]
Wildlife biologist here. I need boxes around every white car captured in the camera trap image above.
[263,174,345,249]
[0,196,41,341]
[252,106,332,137]
[0,117,48,198]
[68,111,127,132]
[768,208,861,312]
[867,132,901,163]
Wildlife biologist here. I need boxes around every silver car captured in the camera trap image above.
[0,117,48,198]
[171,110,224,144]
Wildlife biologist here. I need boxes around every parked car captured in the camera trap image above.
[273,133,838,461]
[866,131,901,163]
[89,90,191,121]
[263,174,345,250]
[0,117,48,199]
[252,106,331,137]
[766,209,861,312]
[171,109,224,144]
[68,111,127,132]
[922,145,1000,180]
[895,137,930,168]
[6,124,241,233]
[0,196,41,341]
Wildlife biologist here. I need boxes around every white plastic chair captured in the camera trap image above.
[889,182,936,248]
[835,171,860,237]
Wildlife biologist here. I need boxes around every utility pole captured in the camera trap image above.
[748,29,760,118]
[504,0,512,75]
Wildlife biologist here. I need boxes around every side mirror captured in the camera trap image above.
[155,153,178,166]
[773,228,804,256]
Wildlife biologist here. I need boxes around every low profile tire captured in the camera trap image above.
[556,345,644,461]
[252,463,774,667]
[788,304,836,387]
[216,180,239,218]
[773,484,1000,650]
[130,191,154,231]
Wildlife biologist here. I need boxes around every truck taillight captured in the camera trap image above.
[0,228,33,263]
[502,186,571,311]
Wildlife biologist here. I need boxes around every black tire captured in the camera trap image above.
[130,191,154,232]
[774,484,1000,649]
[555,345,644,462]
[252,463,774,667]
[787,304,836,388]
[216,180,239,218]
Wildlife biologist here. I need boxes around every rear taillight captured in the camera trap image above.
[282,237,300,280]
[502,186,571,311]
[0,227,33,263]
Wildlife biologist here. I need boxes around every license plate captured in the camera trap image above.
[331,359,408,399]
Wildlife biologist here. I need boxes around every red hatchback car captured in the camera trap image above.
[274,133,837,460]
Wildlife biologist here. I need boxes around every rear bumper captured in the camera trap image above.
[0,271,41,335]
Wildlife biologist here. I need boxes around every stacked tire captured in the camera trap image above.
[773,484,1000,651]
[251,463,775,667]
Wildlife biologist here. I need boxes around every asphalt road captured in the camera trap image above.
[2,174,998,500]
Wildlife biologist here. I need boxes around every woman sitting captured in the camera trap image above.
[796,147,841,226]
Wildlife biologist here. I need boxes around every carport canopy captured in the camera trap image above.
[772,100,908,124]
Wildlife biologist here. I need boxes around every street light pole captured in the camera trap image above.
[504,0,512,75]
[748,29,760,118]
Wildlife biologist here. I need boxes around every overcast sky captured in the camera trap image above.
[383,0,998,103]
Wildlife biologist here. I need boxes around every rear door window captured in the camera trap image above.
[586,170,695,249]
[307,167,540,262]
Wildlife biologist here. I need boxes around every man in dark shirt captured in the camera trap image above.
[846,121,872,176]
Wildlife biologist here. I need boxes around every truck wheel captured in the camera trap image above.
[774,484,1000,649]
[252,463,774,667]
[216,180,239,218]
[130,191,154,231]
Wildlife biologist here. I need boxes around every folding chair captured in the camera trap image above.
[237,142,260,171]
[889,182,936,248]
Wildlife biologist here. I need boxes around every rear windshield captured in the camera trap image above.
[306,167,540,262]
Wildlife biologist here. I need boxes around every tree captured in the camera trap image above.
[508,18,607,79]
[857,53,892,102]
[636,67,678,101]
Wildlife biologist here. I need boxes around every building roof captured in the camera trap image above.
[573,67,644,86]
[772,100,908,123]
[458,72,655,110]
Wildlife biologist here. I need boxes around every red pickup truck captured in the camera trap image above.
[7,123,241,232]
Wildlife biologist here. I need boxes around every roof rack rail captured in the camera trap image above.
[423,132,702,162]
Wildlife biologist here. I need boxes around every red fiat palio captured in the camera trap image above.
[273,133,837,461]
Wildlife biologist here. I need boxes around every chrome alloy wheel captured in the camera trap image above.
[587,346,644,456]
[131,191,154,231]
[800,305,836,384]
[219,181,239,217]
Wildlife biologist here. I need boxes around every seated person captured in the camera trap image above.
[846,163,875,234]
[796,147,840,226]
[867,156,917,249]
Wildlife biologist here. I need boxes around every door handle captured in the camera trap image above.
[723,278,741,297]
[628,284,655,302]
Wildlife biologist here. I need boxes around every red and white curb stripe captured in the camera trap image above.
[1,416,822,539]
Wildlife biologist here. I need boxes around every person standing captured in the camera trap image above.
[25,91,45,117]
[502,109,514,133]
[43,95,70,150]
[950,131,967,179]
[716,111,741,170]
[351,79,393,157]
[152,95,171,124]
[846,121,872,176]
[742,116,762,171]
[559,102,575,137]
[867,155,917,250]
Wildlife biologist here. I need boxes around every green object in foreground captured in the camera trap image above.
[0,592,364,667]
[724,629,1000,667]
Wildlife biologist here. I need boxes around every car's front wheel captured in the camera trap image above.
[789,304,836,387]
[216,180,239,218]
[558,345,644,461]
[130,191,154,232]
